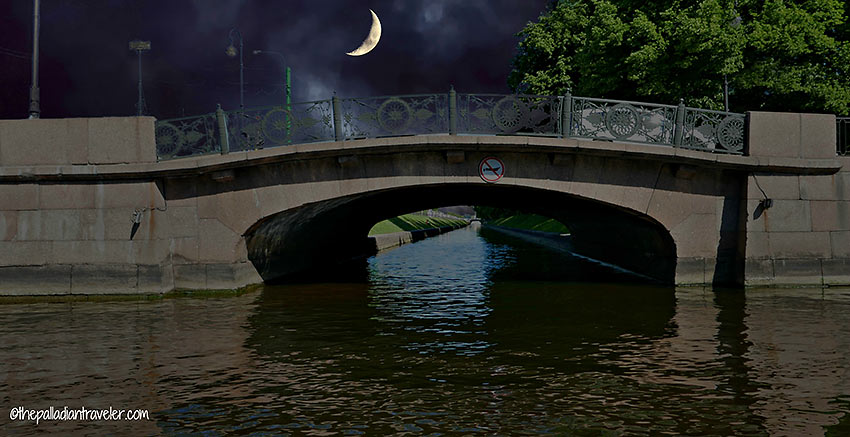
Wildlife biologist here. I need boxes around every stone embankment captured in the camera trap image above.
[369,223,468,252]
[483,224,659,282]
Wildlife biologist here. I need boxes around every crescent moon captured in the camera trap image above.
[346,9,381,56]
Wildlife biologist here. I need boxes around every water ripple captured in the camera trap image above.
[1,228,849,435]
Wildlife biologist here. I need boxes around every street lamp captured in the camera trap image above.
[129,40,151,116]
[724,7,742,112]
[28,0,40,119]
[226,28,244,113]
[253,49,291,141]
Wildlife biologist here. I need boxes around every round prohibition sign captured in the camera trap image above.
[479,156,505,183]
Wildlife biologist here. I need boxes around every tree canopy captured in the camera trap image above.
[509,0,850,114]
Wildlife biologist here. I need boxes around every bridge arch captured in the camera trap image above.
[160,138,747,288]
[242,182,679,283]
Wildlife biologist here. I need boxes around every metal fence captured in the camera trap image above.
[154,89,750,160]
[224,100,335,152]
[681,107,745,153]
[154,113,220,160]
[340,93,448,138]
[568,97,677,144]
[458,93,561,135]
[839,117,849,156]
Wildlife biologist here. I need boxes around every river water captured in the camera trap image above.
[2,224,850,436]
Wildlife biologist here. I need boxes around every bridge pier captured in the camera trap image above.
[743,112,849,286]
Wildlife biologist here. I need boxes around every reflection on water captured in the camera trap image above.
[1,225,850,435]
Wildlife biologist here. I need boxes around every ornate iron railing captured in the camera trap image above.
[223,100,335,152]
[154,89,750,160]
[681,107,745,154]
[340,93,448,138]
[838,117,849,156]
[154,113,220,159]
[458,93,560,135]
[568,97,677,144]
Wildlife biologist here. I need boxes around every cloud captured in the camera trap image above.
[422,3,444,24]
[190,0,245,30]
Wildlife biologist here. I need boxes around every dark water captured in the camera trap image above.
[2,224,850,436]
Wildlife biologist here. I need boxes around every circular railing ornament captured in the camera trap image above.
[717,115,745,152]
[154,123,182,158]
[492,97,528,133]
[263,108,293,144]
[604,103,640,139]
[377,98,413,134]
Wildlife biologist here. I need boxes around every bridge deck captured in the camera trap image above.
[0,135,841,183]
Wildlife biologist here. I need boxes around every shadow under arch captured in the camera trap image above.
[244,183,677,284]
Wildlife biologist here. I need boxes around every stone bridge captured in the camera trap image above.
[0,101,847,294]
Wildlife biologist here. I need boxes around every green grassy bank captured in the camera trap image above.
[369,213,468,236]
[487,214,569,234]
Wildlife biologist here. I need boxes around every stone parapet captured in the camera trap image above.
[0,117,156,166]
[747,112,836,159]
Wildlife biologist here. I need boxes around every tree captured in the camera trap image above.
[509,0,850,114]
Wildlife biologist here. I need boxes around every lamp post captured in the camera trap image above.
[226,28,244,113]
[724,8,742,112]
[27,0,40,119]
[129,40,150,116]
[253,49,291,141]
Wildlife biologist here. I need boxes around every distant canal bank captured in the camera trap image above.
[368,212,468,236]
[3,225,849,435]
[482,224,571,254]
[482,224,660,283]
[370,223,468,252]
[479,213,573,259]
[485,213,570,234]
[368,212,469,252]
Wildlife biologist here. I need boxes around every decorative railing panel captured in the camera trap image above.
[838,117,849,156]
[458,93,560,135]
[681,108,745,154]
[154,90,753,160]
[224,100,334,152]
[154,113,220,159]
[568,97,677,145]
[339,94,448,139]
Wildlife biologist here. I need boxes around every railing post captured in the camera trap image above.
[332,94,343,142]
[673,98,685,147]
[561,89,572,138]
[285,67,291,144]
[838,117,848,156]
[216,103,230,154]
[449,85,457,135]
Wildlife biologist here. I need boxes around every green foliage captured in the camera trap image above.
[488,214,570,234]
[368,214,467,236]
[510,0,850,114]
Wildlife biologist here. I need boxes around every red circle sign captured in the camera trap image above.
[479,157,505,183]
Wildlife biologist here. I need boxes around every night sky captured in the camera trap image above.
[0,0,550,120]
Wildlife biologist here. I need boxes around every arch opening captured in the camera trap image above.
[244,184,677,284]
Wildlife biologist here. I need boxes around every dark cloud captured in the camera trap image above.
[0,0,548,119]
